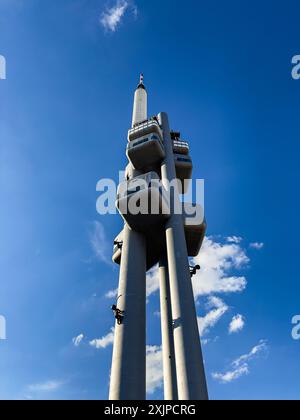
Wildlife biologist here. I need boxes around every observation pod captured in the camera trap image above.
[116,172,170,233]
[173,140,190,155]
[171,131,190,156]
[112,203,206,268]
[183,203,207,257]
[128,118,163,142]
[126,133,165,171]
[174,154,193,193]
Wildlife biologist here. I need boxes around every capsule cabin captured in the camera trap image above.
[170,131,193,192]
[128,117,163,142]
[126,133,165,171]
[174,154,193,193]
[183,203,206,257]
[113,203,206,267]
[116,172,170,233]
[127,118,165,171]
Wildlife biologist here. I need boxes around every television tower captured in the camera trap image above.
[109,75,208,401]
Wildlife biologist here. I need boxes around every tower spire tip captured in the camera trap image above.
[137,73,145,90]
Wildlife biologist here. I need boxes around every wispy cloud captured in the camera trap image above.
[212,339,268,384]
[229,314,245,334]
[28,380,65,393]
[105,288,118,299]
[72,334,84,347]
[232,339,268,368]
[212,365,249,383]
[146,345,163,395]
[226,236,243,244]
[249,242,264,250]
[202,336,219,346]
[100,1,136,32]
[89,221,111,265]
[198,296,229,336]
[90,328,115,349]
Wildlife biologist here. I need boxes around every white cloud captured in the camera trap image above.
[202,336,219,346]
[0,54,6,80]
[133,237,249,302]
[212,365,249,383]
[89,328,115,349]
[229,314,245,334]
[146,345,163,395]
[89,221,111,265]
[144,236,251,346]
[28,380,64,393]
[192,237,249,298]
[100,0,131,32]
[250,242,264,250]
[146,266,160,298]
[232,339,268,368]
[105,288,118,299]
[198,296,229,336]
[212,339,268,384]
[72,334,84,347]
[226,236,242,244]
[89,334,164,393]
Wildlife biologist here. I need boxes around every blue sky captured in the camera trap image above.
[0,0,300,400]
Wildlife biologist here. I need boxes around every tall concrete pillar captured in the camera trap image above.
[159,254,178,401]
[159,112,208,401]
[109,224,147,400]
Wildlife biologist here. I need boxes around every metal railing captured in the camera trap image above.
[173,140,190,154]
[128,118,163,142]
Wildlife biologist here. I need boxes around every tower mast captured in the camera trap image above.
[109,75,208,400]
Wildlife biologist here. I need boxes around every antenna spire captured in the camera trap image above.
[132,73,147,126]
[137,73,145,90]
